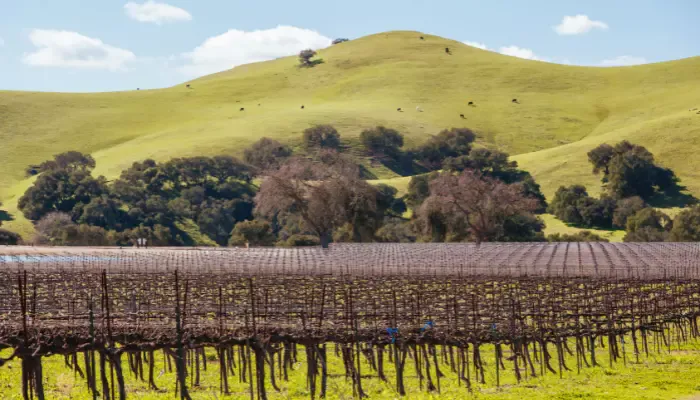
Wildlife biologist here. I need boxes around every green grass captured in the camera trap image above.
[2,339,700,399]
[2,30,700,238]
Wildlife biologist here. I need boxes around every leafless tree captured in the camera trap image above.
[255,156,377,247]
[418,170,539,244]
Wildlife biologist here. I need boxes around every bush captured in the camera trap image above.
[548,185,615,228]
[279,234,320,247]
[548,231,609,242]
[229,220,276,247]
[414,128,476,171]
[669,205,700,241]
[612,196,646,228]
[303,125,341,150]
[623,208,672,242]
[375,219,417,243]
[332,38,349,45]
[0,229,21,245]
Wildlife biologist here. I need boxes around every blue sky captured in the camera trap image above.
[2,0,699,92]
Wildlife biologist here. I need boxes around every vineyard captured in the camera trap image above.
[1,243,700,399]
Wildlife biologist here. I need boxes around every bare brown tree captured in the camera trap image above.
[255,156,377,248]
[418,170,540,244]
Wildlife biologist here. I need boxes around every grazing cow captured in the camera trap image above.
[301,105,305,109]
[460,114,465,119]
[240,108,245,111]
[397,108,403,112]
[512,98,518,103]
[445,47,451,54]
[468,101,474,106]
[420,36,425,40]
[416,106,423,112]
[186,84,191,88]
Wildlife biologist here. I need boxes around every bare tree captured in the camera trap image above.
[255,156,376,248]
[418,170,539,244]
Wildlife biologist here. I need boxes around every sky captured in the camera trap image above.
[1,0,699,92]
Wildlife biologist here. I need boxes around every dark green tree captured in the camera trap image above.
[303,125,341,151]
[623,208,672,242]
[414,128,476,170]
[669,206,700,241]
[612,196,646,229]
[18,169,107,221]
[360,126,404,159]
[229,220,276,246]
[548,231,609,242]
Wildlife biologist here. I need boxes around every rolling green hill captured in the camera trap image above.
[2,30,700,239]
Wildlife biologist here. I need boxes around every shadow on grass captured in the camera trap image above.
[647,188,698,209]
[0,210,13,223]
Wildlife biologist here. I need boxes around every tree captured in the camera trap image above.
[418,170,540,244]
[303,125,341,150]
[375,219,417,243]
[27,151,96,176]
[255,157,377,247]
[244,138,292,172]
[587,144,614,177]
[406,173,435,208]
[78,196,129,231]
[18,169,107,221]
[547,185,590,225]
[612,196,646,228]
[414,128,477,170]
[34,212,77,245]
[623,208,672,242]
[0,229,21,245]
[588,141,679,199]
[669,206,700,241]
[360,126,404,159]
[444,148,547,212]
[229,220,276,246]
[299,49,319,67]
[548,231,609,242]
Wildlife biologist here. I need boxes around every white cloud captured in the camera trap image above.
[554,15,608,35]
[600,55,647,66]
[23,29,136,70]
[124,1,192,25]
[499,45,544,61]
[463,41,488,50]
[179,25,332,76]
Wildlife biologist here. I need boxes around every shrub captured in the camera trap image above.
[548,231,609,242]
[229,220,276,247]
[244,138,292,172]
[303,125,341,150]
[279,234,320,247]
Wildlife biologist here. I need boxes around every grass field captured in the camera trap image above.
[2,30,700,239]
[2,340,700,399]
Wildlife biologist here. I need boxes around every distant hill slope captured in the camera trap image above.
[2,30,700,237]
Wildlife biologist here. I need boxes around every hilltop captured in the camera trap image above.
[2,30,700,238]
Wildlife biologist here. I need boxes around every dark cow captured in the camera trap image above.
[397,108,403,112]
[468,101,474,106]
[420,36,425,40]
[301,105,305,109]
[512,98,519,103]
[186,84,191,88]
[240,108,245,111]
[460,114,465,119]
[445,47,451,54]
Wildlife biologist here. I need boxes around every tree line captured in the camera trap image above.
[7,127,700,246]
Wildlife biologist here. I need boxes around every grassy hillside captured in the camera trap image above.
[2,30,700,238]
